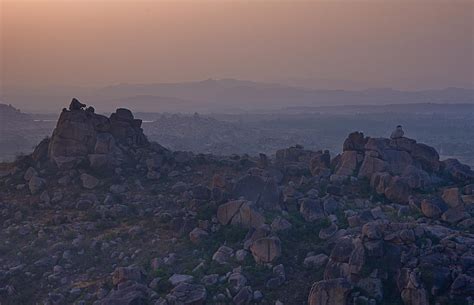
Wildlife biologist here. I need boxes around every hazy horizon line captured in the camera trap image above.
[3,77,474,93]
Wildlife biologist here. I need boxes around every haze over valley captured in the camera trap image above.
[1,94,474,167]
[1,1,474,305]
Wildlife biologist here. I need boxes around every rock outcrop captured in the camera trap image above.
[332,130,474,204]
[46,99,149,170]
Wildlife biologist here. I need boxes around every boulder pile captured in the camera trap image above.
[0,103,473,305]
[44,99,149,170]
[331,131,473,203]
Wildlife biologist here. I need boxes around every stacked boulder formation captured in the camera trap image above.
[331,130,473,203]
[0,102,473,305]
[44,98,149,170]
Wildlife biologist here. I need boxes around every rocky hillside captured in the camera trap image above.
[0,99,473,305]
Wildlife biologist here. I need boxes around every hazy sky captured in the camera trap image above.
[1,0,473,90]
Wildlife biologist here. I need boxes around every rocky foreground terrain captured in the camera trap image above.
[0,99,473,305]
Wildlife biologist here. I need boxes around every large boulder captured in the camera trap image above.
[232,175,280,209]
[212,246,234,264]
[250,236,282,263]
[299,198,325,222]
[189,228,208,244]
[357,152,387,179]
[308,278,352,305]
[335,151,360,176]
[100,281,149,305]
[275,145,318,175]
[329,237,355,263]
[231,202,266,229]
[384,149,414,175]
[28,175,46,195]
[52,156,83,170]
[397,269,429,305]
[370,172,392,195]
[384,176,411,204]
[166,282,207,305]
[217,200,265,229]
[112,266,144,285]
[310,150,331,176]
[364,138,390,156]
[450,274,474,297]
[217,200,245,225]
[232,175,265,203]
[411,143,440,172]
[401,165,432,190]
[24,167,38,181]
[233,286,253,305]
[80,173,100,189]
[109,108,148,146]
[441,207,469,224]
[441,187,463,208]
[343,132,366,152]
[304,254,329,269]
[389,136,415,152]
[421,198,448,219]
[259,178,281,209]
[442,159,474,182]
[88,154,114,170]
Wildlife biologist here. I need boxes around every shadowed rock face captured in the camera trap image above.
[46,99,148,169]
[340,133,440,178]
[442,158,474,182]
[109,108,149,147]
[48,106,108,158]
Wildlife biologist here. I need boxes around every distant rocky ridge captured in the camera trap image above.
[0,104,32,122]
[0,100,473,305]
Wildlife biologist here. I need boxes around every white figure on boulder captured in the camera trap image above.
[390,125,404,139]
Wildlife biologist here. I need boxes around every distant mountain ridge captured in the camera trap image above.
[2,79,473,113]
[95,79,474,107]
[283,102,474,115]
[95,80,474,113]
